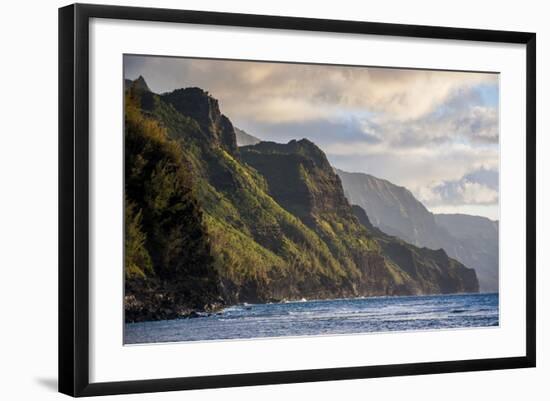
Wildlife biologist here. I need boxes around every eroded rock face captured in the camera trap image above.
[162,87,238,154]
[241,139,351,222]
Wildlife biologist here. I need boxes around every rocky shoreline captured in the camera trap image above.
[124,279,225,323]
[124,295,225,322]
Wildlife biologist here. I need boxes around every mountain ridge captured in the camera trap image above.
[124,77,479,322]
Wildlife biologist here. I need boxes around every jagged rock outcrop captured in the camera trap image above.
[124,82,224,322]
[162,87,238,154]
[125,75,150,92]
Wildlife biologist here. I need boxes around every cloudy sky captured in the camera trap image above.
[125,55,500,220]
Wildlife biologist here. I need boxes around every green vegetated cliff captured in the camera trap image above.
[124,86,222,322]
[124,77,479,322]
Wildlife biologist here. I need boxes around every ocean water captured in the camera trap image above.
[124,292,499,344]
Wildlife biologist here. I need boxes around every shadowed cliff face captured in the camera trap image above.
[240,140,352,225]
[337,169,498,292]
[124,76,479,322]
[162,87,238,154]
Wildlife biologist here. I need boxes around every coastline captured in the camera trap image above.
[124,293,499,344]
[125,289,490,324]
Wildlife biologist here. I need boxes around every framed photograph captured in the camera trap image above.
[59,3,536,397]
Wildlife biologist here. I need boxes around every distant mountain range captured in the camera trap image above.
[124,77,479,321]
[336,170,498,292]
[434,214,498,293]
[235,127,261,146]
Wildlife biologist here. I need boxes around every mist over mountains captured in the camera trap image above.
[234,127,261,146]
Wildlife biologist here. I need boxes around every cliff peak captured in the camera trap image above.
[161,87,237,154]
[124,75,150,92]
[245,138,332,172]
[241,139,351,222]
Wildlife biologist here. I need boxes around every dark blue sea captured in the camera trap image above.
[124,292,499,344]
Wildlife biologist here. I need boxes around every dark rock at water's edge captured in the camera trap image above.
[124,279,225,323]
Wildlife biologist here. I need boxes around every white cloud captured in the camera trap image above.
[125,56,498,123]
[460,182,498,204]
[418,176,499,208]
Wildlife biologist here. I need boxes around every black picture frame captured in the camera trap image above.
[59,3,536,397]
